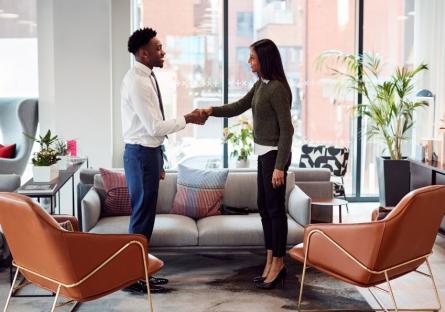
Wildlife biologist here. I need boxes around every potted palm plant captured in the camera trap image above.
[317,51,428,206]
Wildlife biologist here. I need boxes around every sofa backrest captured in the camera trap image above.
[93,170,295,214]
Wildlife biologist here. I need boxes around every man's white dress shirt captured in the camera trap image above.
[121,61,186,147]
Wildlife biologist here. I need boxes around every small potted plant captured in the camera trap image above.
[25,130,60,182]
[55,138,70,170]
[223,116,254,168]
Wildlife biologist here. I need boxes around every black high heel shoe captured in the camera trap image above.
[255,267,287,289]
[252,276,266,283]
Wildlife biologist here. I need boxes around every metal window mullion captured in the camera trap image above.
[223,0,229,168]
[354,0,364,198]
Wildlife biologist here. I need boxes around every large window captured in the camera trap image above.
[228,0,356,190]
[0,0,38,147]
[0,0,38,98]
[141,0,223,169]
[360,0,414,195]
[139,0,417,199]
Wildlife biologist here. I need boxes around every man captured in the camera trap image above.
[121,27,207,294]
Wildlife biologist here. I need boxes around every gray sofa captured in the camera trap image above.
[80,170,311,250]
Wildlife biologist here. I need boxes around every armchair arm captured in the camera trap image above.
[288,185,311,226]
[0,174,20,192]
[53,215,79,231]
[302,222,385,274]
[34,232,160,292]
[81,188,101,232]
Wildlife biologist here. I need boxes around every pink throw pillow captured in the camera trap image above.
[99,168,131,216]
[0,144,16,158]
[171,165,228,219]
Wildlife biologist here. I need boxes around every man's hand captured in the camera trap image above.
[272,169,285,189]
[184,109,208,125]
[160,169,166,180]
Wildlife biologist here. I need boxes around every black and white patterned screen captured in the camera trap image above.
[298,144,327,168]
[299,144,349,177]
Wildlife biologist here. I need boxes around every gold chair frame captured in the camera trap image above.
[297,229,442,312]
[4,241,153,312]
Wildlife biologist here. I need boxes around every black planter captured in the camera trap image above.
[376,156,411,207]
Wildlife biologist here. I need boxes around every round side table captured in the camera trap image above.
[311,198,349,223]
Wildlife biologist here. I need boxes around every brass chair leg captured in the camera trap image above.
[384,271,398,312]
[50,285,61,312]
[141,250,154,312]
[3,267,20,312]
[425,259,442,311]
[297,251,309,309]
[297,266,307,310]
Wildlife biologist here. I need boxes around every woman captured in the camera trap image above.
[203,39,293,289]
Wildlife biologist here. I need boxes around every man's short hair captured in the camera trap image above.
[128,27,157,55]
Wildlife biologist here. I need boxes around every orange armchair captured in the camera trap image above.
[0,192,163,312]
[289,185,445,311]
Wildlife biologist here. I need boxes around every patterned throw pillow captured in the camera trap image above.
[59,220,74,232]
[99,168,132,216]
[171,165,229,219]
[0,144,16,158]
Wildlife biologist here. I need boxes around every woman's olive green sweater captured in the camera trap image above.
[212,79,294,170]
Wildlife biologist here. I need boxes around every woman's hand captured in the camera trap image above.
[202,107,213,116]
[272,169,285,188]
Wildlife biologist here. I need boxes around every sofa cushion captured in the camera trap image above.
[99,168,131,216]
[222,171,295,211]
[171,165,229,219]
[92,170,295,215]
[291,167,331,181]
[89,214,198,247]
[197,213,304,246]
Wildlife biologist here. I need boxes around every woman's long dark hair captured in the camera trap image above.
[250,39,292,104]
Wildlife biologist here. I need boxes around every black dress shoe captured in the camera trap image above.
[252,276,266,283]
[122,281,167,294]
[149,276,169,285]
[122,281,148,294]
[255,267,287,290]
[149,284,168,293]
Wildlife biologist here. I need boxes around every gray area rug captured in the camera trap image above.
[0,252,373,311]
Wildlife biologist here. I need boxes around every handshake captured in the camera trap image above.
[184,108,213,125]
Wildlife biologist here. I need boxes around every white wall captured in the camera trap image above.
[413,0,445,143]
[37,0,131,168]
[112,0,132,168]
